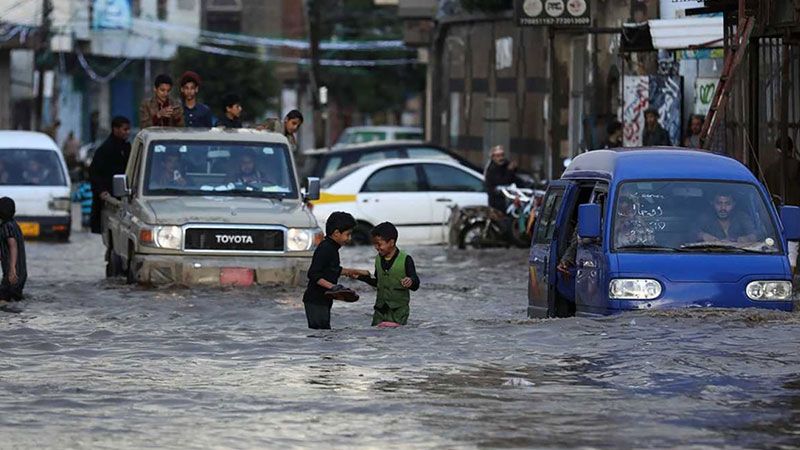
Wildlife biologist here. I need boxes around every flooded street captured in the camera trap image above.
[2,232,800,449]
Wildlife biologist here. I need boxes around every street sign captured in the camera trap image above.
[515,0,591,27]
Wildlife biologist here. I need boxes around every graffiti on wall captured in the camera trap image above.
[623,75,683,147]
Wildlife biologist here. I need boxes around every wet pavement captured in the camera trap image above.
[2,231,800,449]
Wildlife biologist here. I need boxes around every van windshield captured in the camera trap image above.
[144,141,297,198]
[0,149,66,186]
[613,181,781,254]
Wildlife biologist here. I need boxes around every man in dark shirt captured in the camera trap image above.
[484,145,523,211]
[179,71,214,128]
[354,222,420,326]
[0,197,26,311]
[303,211,362,329]
[88,116,131,234]
[696,192,757,243]
[642,108,671,146]
[217,93,243,128]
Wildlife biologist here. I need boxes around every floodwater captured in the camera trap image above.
[2,232,800,449]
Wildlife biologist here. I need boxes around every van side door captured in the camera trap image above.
[528,180,577,318]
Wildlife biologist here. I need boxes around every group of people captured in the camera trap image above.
[303,212,420,330]
[137,71,304,152]
[600,109,707,150]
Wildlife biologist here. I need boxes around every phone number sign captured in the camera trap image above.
[516,0,591,27]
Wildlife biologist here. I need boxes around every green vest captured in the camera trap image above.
[375,250,410,309]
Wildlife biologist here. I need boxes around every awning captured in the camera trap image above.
[648,17,724,50]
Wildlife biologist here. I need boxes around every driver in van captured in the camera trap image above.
[152,149,188,187]
[695,192,757,243]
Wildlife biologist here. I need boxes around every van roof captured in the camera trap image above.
[563,148,756,183]
[0,131,58,150]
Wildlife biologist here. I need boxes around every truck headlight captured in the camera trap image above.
[155,226,182,250]
[140,225,182,250]
[609,279,662,300]
[746,281,792,301]
[287,228,322,251]
[48,197,71,211]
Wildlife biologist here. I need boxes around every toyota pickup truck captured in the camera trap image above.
[103,128,321,286]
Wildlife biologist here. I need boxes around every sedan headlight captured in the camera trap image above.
[746,281,792,301]
[287,228,322,251]
[609,279,662,300]
[140,225,182,250]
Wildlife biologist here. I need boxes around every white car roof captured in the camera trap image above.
[322,158,484,193]
[0,131,59,150]
[341,126,422,133]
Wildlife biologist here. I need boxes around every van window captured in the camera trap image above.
[613,181,781,254]
[534,189,565,244]
[0,149,66,186]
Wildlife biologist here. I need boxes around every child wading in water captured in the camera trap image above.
[354,222,420,326]
[303,212,363,329]
[0,197,26,314]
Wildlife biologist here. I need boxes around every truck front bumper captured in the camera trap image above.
[130,253,310,287]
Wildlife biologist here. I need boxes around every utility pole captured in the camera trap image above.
[34,0,53,131]
[305,0,325,148]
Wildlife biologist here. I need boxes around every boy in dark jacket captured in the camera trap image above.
[0,197,26,313]
[303,211,362,329]
[354,222,420,326]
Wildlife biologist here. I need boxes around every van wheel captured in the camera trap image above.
[459,222,486,249]
[351,223,372,246]
[126,243,138,285]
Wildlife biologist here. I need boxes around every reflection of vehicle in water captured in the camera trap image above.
[529,149,800,318]
[451,185,544,249]
[103,128,321,286]
[0,131,72,241]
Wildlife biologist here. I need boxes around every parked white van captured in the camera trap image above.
[0,131,72,240]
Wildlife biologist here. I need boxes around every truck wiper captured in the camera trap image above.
[679,242,764,253]
[615,244,678,252]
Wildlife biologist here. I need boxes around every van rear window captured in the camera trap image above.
[0,149,66,186]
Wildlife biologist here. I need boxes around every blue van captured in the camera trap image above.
[528,148,800,317]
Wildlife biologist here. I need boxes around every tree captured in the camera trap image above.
[171,47,279,121]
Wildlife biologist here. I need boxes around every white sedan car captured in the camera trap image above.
[312,159,488,245]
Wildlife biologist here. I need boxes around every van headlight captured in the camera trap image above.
[140,225,182,250]
[609,279,662,300]
[746,281,792,301]
[287,228,323,251]
[48,197,71,211]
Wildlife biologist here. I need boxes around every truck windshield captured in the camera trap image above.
[613,181,781,254]
[0,149,66,186]
[144,141,297,198]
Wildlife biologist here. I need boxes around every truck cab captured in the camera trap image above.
[529,149,800,317]
[103,128,321,286]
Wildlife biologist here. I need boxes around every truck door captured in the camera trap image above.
[528,180,577,318]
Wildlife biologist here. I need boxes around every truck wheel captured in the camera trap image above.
[459,222,486,249]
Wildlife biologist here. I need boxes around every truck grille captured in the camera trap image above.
[184,227,284,252]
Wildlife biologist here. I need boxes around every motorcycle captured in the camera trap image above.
[450,185,544,249]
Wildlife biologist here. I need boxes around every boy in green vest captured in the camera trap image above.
[353,222,420,326]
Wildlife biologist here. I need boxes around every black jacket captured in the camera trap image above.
[217,116,242,129]
[485,161,520,211]
[303,237,342,304]
[88,135,131,233]
[642,125,671,146]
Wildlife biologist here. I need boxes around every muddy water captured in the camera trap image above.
[2,232,800,449]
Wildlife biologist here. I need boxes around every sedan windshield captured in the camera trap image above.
[613,181,781,254]
[144,141,297,198]
[0,149,66,186]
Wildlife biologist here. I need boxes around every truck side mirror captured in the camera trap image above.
[780,205,800,240]
[305,177,320,201]
[578,203,601,240]
[112,174,131,198]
